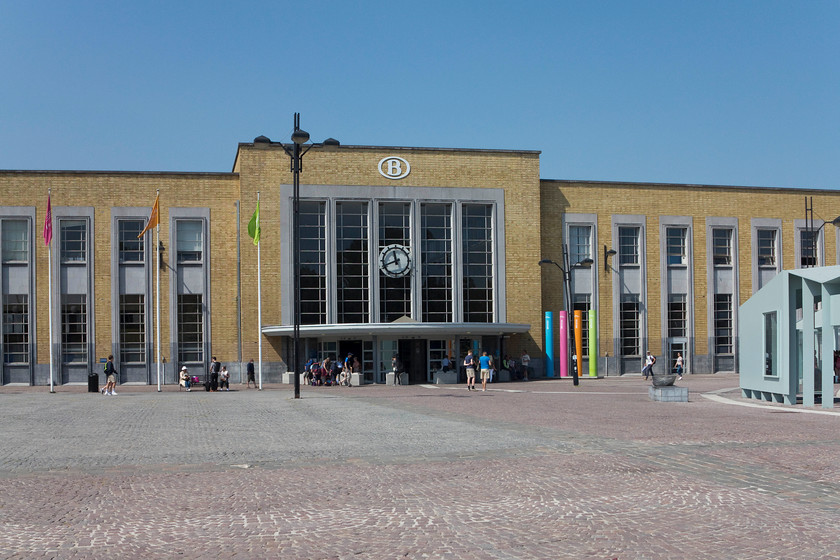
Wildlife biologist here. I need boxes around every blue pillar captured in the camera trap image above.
[545,311,555,378]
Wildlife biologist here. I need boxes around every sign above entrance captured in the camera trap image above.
[378,156,411,180]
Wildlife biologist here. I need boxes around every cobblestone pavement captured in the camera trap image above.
[1,374,839,559]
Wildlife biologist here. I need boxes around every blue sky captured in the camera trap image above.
[1,1,837,188]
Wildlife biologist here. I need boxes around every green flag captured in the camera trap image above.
[247,201,261,246]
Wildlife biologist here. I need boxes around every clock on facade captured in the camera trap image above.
[378,244,412,278]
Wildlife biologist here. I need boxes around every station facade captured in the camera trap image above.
[0,137,837,385]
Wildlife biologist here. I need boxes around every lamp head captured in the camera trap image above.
[291,129,310,145]
[253,135,271,148]
[538,259,552,266]
[831,216,840,228]
[579,258,594,267]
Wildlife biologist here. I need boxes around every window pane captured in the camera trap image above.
[668,294,687,338]
[757,230,776,267]
[177,221,203,262]
[61,294,87,363]
[119,220,145,263]
[120,294,146,363]
[666,227,687,266]
[618,227,639,265]
[1,220,28,262]
[60,220,87,263]
[801,230,818,267]
[178,294,204,363]
[713,228,732,266]
[569,225,591,264]
[573,294,591,354]
[620,295,640,356]
[764,312,777,376]
[3,294,29,363]
[714,294,733,354]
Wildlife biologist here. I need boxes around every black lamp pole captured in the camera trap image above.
[259,113,339,399]
[539,252,593,386]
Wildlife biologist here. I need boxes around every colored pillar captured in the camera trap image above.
[574,310,583,377]
[588,309,597,377]
[558,311,569,377]
[545,311,554,378]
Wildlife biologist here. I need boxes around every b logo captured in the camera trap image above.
[378,157,411,180]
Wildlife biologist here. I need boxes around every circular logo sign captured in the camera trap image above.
[378,156,411,180]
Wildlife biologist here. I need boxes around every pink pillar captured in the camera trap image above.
[558,311,569,377]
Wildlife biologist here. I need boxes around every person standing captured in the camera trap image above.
[246,359,256,388]
[209,356,221,391]
[642,351,656,380]
[463,350,476,391]
[520,350,531,381]
[674,352,684,380]
[102,355,118,396]
[479,351,492,392]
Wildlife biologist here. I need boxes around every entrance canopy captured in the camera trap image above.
[262,322,531,338]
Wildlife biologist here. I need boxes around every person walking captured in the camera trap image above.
[464,350,476,391]
[246,359,256,388]
[642,351,656,380]
[479,351,492,392]
[102,355,118,395]
[674,352,684,380]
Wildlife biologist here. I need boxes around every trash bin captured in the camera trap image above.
[88,372,99,393]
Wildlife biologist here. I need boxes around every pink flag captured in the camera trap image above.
[43,194,52,246]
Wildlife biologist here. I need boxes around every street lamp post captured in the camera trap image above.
[539,253,594,386]
[255,113,339,399]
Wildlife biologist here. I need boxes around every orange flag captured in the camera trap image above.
[138,194,160,238]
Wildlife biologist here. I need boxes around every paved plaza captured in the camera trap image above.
[1,374,839,559]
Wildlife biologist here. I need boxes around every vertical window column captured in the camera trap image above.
[1,216,32,375]
[660,218,693,373]
[565,218,595,356]
[707,218,739,373]
[462,204,494,323]
[378,202,409,323]
[421,203,452,322]
[752,219,782,294]
[299,201,327,325]
[170,211,210,372]
[612,216,646,366]
[337,201,370,324]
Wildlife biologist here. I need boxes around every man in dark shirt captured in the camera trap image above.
[247,359,256,388]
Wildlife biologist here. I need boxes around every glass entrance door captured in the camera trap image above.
[667,339,687,375]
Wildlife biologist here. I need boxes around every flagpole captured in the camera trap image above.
[155,190,161,392]
[257,192,263,391]
[47,190,54,393]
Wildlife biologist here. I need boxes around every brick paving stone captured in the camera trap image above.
[0,375,839,558]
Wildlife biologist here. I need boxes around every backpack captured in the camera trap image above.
[103,362,109,375]
[651,355,656,364]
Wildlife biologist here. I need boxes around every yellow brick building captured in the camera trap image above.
[0,137,835,385]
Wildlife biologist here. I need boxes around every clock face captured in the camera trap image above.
[379,244,412,278]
